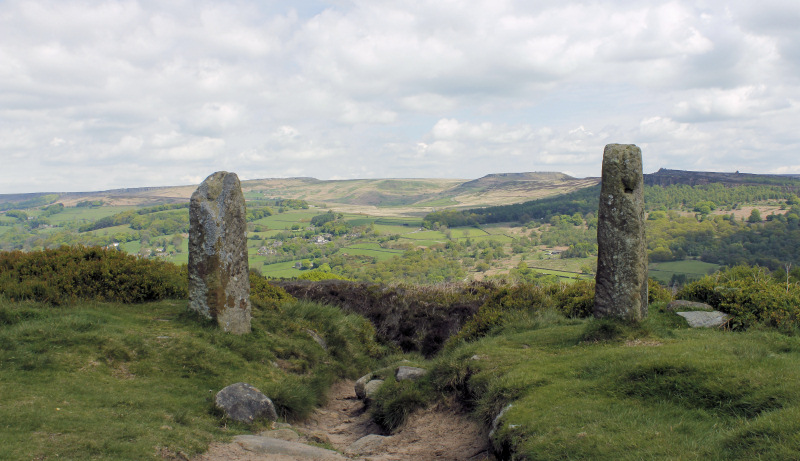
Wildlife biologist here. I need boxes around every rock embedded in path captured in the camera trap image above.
[188,171,251,334]
[347,434,389,456]
[235,435,346,460]
[215,382,277,424]
[594,144,648,322]
[363,379,384,401]
[354,373,373,400]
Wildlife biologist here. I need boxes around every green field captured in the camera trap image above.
[88,224,140,237]
[259,260,303,278]
[466,234,514,244]
[47,206,138,224]
[373,224,419,236]
[342,243,403,261]
[649,260,721,285]
[401,230,447,241]
[449,227,490,238]
[411,197,458,207]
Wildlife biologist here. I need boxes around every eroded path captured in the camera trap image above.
[193,380,492,461]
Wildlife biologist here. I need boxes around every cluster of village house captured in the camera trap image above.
[256,230,364,256]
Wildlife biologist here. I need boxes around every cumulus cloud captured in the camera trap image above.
[0,0,798,192]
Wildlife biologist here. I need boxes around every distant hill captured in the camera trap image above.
[3,168,798,212]
[0,173,597,213]
[645,168,800,189]
[450,172,576,194]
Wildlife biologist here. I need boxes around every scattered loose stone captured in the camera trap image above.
[215,382,277,424]
[395,366,428,381]
[594,144,649,321]
[676,311,731,328]
[354,373,373,400]
[667,300,714,311]
[235,435,345,460]
[188,171,251,334]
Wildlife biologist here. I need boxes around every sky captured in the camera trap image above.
[1,0,799,194]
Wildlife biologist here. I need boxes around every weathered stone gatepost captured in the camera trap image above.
[594,144,648,321]
[188,171,251,334]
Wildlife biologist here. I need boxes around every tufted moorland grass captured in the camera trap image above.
[0,296,385,460]
[374,304,800,460]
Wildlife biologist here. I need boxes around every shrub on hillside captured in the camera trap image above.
[250,271,295,311]
[296,269,352,282]
[677,265,800,331]
[0,246,187,304]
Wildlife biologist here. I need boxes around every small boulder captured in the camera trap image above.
[676,311,731,328]
[363,379,384,401]
[354,373,373,400]
[215,382,277,424]
[667,300,714,311]
[395,366,428,381]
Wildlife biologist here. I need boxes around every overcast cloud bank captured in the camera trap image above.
[1,0,799,193]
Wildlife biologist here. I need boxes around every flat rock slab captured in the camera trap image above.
[677,311,731,328]
[258,428,300,442]
[667,300,713,311]
[235,435,346,460]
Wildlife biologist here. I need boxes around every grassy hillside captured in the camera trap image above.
[3,247,800,459]
[363,271,800,459]
[0,248,388,460]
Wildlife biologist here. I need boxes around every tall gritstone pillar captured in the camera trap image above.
[188,171,251,334]
[594,144,648,321]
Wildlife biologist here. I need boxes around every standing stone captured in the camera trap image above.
[594,144,648,321]
[189,171,251,334]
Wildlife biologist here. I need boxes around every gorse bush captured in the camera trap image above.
[677,265,800,331]
[250,271,295,311]
[0,246,187,304]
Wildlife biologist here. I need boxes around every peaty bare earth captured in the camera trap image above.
[192,380,493,461]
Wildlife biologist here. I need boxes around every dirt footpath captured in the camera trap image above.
[193,380,493,461]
